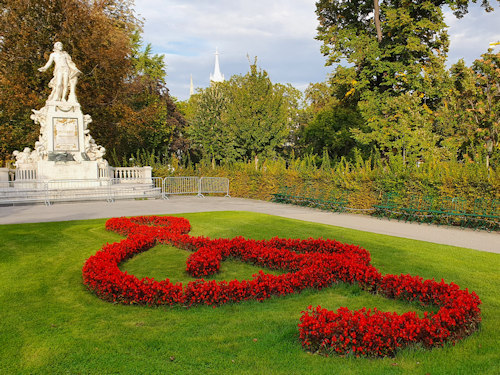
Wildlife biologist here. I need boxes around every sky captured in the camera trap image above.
[133,0,500,101]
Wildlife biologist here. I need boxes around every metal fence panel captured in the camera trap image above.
[199,177,230,197]
[46,179,110,190]
[0,181,49,205]
[164,177,200,195]
[152,177,167,199]
[108,178,163,201]
[1,175,229,205]
[46,179,112,204]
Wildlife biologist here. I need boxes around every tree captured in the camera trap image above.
[187,84,237,164]
[109,33,185,162]
[355,91,438,164]
[468,49,499,168]
[437,50,500,167]
[301,105,364,159]
[299,80,368,159]
[187,61,294,163]
[272,82,305,158]
[315,0,496,163]
[316,0,457,96]
[304,81,337,114]
[224,62,290,160]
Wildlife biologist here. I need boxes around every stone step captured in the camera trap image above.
[0,183,162,206]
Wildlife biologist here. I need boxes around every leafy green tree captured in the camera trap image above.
[110,34,185,162]
[224,62,290,160]
[301,105,364,159]
[187,61,294,163]
[187,85,237,164]
[304,81,338,114]
[315,0,496,163]
[354,91,438,164]
[468,49,499,168]
[129,32,167,83]
[437,50,499,167]
[274,82,305,158]
[315,0,466,97]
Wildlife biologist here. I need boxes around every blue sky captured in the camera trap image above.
[133,0,500,101]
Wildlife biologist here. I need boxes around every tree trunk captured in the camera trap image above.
[374,0,383,42]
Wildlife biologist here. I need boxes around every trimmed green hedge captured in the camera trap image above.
[155,156,499,211]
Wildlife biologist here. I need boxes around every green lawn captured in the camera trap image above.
[0,211,498,374]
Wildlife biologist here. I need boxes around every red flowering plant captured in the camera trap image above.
[82,216,482,358]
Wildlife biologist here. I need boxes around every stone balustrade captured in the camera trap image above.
[111,167,152,183]
[15,168,37,181]
[99,166,110,179]
[10,165,152,184]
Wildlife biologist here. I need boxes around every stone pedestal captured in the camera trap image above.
[37,160,99,180]
[13,100,108,182]
[45,101,86,155]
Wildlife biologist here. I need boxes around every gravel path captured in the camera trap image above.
[0,196,498,254]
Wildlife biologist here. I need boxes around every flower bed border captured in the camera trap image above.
[82,215,481,358]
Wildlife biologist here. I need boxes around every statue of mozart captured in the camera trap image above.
[39,41,81,103]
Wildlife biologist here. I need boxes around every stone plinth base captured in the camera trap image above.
[37,160,100,181]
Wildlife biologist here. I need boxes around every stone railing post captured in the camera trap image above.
[143,166,152,184]
[0,168,9,182]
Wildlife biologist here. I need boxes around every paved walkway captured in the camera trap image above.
[0,196,498,254]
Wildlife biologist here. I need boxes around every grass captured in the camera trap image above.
[0,211,498,374]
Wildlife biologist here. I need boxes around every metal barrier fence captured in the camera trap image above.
[163,176,230,198]
[164,177,200,196]
[0,176,229,205]
[108,177,163,202]
[46,179,113,204]
[153,177,166,200]
[0,178,164,206]
[198,177,230,197]
[0,180,49,205]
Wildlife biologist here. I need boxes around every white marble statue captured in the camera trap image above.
[13,148,35,167]
[83,114,92,134]
[13,40,110,178]
[39,42,81,103]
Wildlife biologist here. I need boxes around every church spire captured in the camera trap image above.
[189,74,194,96]
[210,48,224,83]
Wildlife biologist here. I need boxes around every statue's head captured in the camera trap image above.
[53,42,63,51]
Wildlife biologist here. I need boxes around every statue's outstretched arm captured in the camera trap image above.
[38,53,54,72]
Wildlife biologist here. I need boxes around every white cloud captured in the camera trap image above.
[444,3,500,65]
[134,0,499,101]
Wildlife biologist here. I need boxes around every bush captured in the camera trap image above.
[154,156,499,210]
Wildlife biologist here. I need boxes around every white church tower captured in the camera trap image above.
[209,48,224,83]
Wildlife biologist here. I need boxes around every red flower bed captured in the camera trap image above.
[82,215,481,357]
